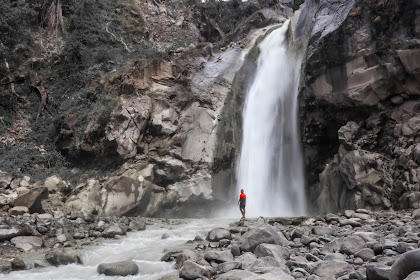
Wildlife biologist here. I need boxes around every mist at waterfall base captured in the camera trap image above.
[237,20,307,218]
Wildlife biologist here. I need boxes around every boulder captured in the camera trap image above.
[9,206,29,216]
[235,252,257,270]
[340,235,366,255]
[45,249,82,266]
[66,179,103,219]
[102,223,126,238]
[0,171,13,188]
[248,256,284,272]
[11,236,43,251]
[128,219,146,231]
[207,228,231,242]
[13,187,48,213]
[239,225,284,252]
[97,260,139,276]
[205,250,234,263]
[44,175,67,193]
[0,259,12,274]
[179,261,212,280]
[355,248,375,261]
[405,271,420,280]
[217,269,257,280]
[338,121,359,149]
[11,257,25,271]
[254,243,290,262]
[313,260,349,277]
[366,264,391,280]
[0,228,20,242]
[390,249,420,280]
[218,261,242,273]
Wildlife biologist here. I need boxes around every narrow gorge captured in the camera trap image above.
[1,0,420,279]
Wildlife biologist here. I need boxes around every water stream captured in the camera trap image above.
[237,20,307,217]
[4,219,231,280]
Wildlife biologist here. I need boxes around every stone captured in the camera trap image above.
[217,269,256,280]
[0,259,12,274]
[11,236,43,251]
[313,260,349,277]
[66,179,103,219]
[338,121,359,149]
[390,249,420,280]
[45,249,82,266]
[355,248,375,261]
[324,253,346,261]
[97,260,139,276]
[239,225,284,252]
[13,187,48,213]
[397,49,420,75]
[312,226,334,236]
[413,209,420,219]
[44,175,67,193]
[354,231,378,242]
[207,228,231,242]
[0,228,20,242]
[366,264,391,280]
[340,236,366,255]
[128,219,146,231]
[102,223,126,238]
[0,171,13,188]
[405,271,420,280]
[254,243,290,262]
[8,206,29,216]
[179,261,212,279]
[205,250,234,263]
[11,257,25,271]
[248,256,283,272]
[218,261,241,273]
[235,252,257,270]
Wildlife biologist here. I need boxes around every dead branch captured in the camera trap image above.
[31,80,48,119]
[3,59,18,97]
[104,22,131,52]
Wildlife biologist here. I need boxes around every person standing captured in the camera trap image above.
[238,189,246,219]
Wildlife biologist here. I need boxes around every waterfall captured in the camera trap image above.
[237,20,307,217]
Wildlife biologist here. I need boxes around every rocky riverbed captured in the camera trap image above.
[3,207,420,279]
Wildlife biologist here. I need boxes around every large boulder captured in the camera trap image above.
[366,264,391,280]
[45,249,82,266]
[239,225,284,252]
[97,260,139,276]
[66,179,103,219]
[390,249,420,280]
[13,187,48,213]
[102,222,126,238]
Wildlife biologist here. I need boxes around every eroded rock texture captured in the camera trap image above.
[298,0,420,213]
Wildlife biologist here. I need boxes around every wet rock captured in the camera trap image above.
[390,249,420,280]
[128,219,146,231]
[45,249,82,266]
[11,236,43,251]
[97,260,139,276]
[0,228,20,242]
[340,236,366,255]
[239,225,284,252]
[179,260,212,279]
[205,250,234,263]
[207,228,231,242]
[13,187,48,213]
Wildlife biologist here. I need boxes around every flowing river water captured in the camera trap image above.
[4,219,232,280]
[237,20,307,218]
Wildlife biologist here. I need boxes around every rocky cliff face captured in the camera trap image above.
[298,0,420,213]
[0,0,294,217]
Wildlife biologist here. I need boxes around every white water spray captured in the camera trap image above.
[237,20,307,217]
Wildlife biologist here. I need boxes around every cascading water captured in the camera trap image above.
[237,20,307,217]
